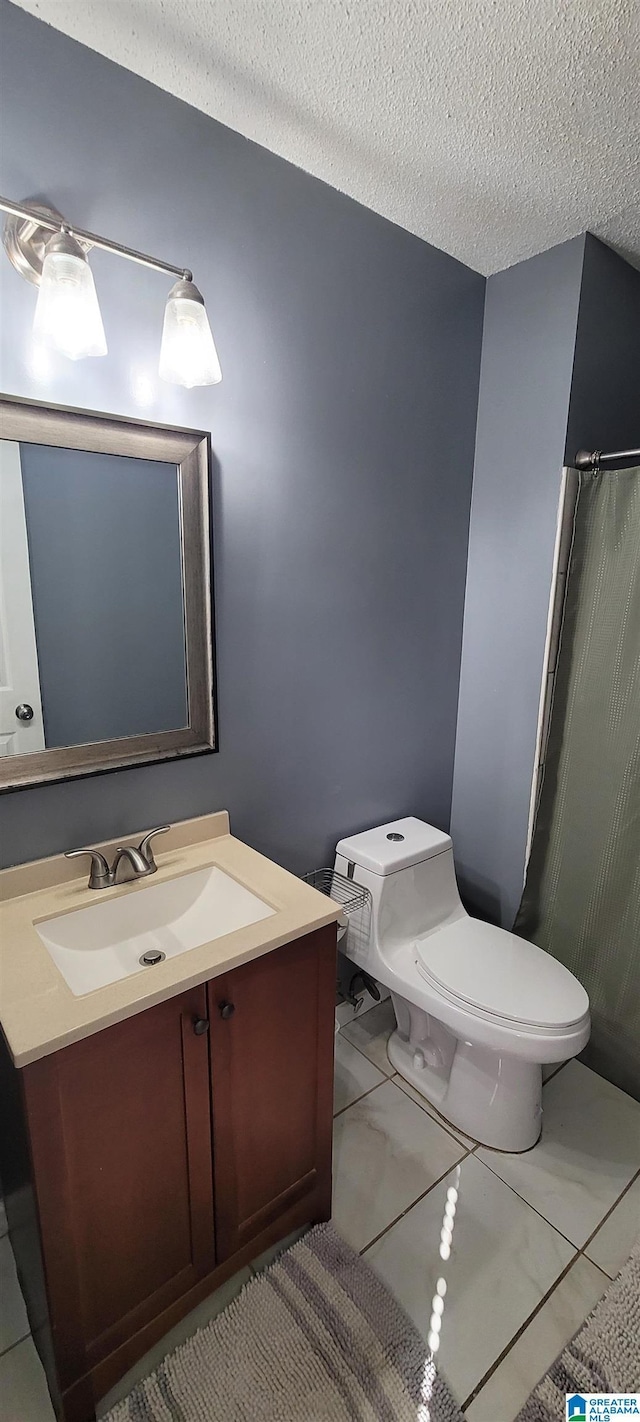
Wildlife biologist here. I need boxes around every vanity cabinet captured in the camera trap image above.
[1,924,336,1422]
[22,986,217,1389]
[210,931,334,1261]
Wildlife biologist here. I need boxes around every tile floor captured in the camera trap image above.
[335,999,640,1418]
[1,997,638,1421]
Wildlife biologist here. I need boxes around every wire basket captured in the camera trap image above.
[302,867,371,917]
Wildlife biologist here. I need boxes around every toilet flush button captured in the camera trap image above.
[386,832,405,842]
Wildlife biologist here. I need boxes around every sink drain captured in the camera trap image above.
[139,949,166,967]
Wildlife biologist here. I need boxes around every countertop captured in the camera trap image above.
[0,812,341,1068]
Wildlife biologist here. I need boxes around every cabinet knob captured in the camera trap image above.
[219,1001,235,1021]
[193,1017,210,1036]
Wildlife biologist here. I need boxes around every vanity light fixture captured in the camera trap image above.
[33,228,108,361]
[159,278,222,388]
[0,197,222,387]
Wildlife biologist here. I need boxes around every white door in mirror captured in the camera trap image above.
[36,866,275,996]
[0,441,46,755]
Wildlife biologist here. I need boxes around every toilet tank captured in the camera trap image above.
[335,817,463,969]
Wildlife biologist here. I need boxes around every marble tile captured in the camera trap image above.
[1,1186,30,1232]
[96,1266,251,1415]
[465,1253,608,1420]
[332,1079,466,1252]
[585,1173,640,1278]
[0,1337,55,1422]
[367,1152,576,1404]
[8,1223,48,1334]
[477,1061,640,1247]
[340,999,396,1075]
[392,1075,474,1147]
[0,1236,29,1355]
[333,1034,385,1114]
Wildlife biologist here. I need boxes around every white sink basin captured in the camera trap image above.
[36,866,276,997]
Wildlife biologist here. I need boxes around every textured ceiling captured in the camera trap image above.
[11,0,640,275]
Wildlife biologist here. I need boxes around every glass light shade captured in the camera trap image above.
[159,280,222,388]
[33,238,107,360]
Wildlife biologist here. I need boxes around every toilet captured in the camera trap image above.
[335,817,590,1151]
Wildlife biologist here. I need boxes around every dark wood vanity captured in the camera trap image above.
[0,924,336,1421]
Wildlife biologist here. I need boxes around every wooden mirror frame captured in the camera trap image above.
[0,395,216,790]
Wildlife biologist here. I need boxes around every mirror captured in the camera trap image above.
[0,396,215,789]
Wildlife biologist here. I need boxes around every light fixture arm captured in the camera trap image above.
[0,195,192,281]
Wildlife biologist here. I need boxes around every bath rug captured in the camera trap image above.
[516,1240,640,1422]
[105,1221,464,1420]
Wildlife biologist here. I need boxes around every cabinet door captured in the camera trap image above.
[209,925,336,1261]
[22,987,215,1384]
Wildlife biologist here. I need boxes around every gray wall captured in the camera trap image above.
[450,238,586,927]
[20,444,187,748]
[451,234,640,929]
[565,234,640,460]
[0,0,485,870]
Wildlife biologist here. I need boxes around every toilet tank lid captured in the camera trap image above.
[336,817,452,875]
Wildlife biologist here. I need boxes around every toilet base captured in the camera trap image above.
[387,1027,543,1152]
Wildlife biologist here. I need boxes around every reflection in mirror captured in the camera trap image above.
[0,441,188,758]
[0,396,214,790]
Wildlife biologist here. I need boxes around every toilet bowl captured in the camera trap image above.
[335,817,590,1151]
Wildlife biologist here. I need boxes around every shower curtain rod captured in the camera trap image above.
[575,447,640,471]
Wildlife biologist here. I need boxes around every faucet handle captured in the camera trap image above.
[137,825,171,871]
[65,848,112,890]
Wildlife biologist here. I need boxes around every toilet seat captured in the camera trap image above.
[414,918,589,1031]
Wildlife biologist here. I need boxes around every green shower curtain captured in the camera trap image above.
[516,466,640,1101]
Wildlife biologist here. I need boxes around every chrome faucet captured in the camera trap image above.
[111,844,155,883]
[65,826,171,889]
